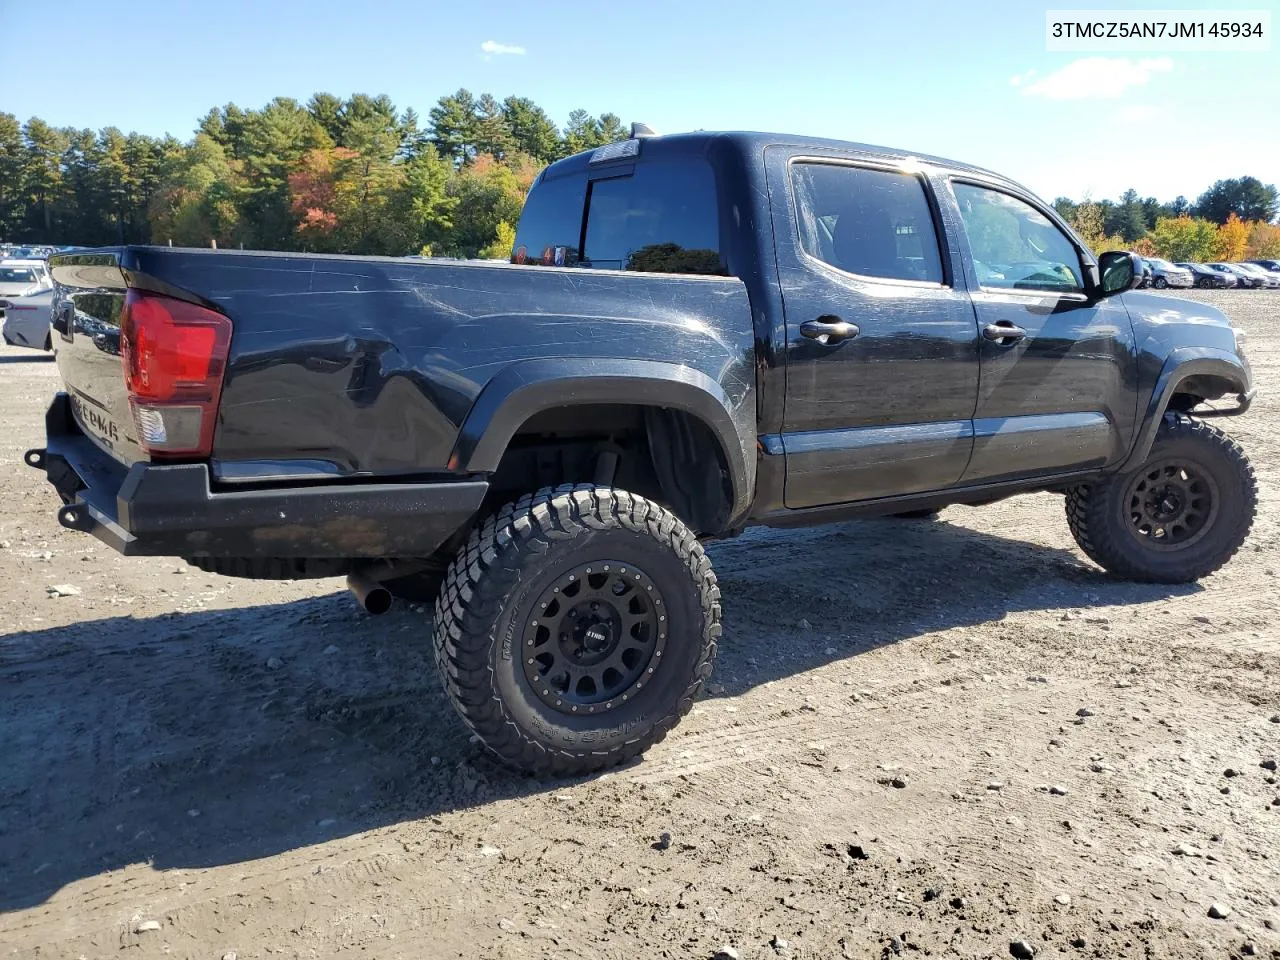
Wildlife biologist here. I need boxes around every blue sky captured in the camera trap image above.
[4,0,1276,204]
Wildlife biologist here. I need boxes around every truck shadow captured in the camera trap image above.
[0,353,54,364]
[0,512,1196,912]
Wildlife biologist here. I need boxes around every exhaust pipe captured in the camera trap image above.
[347,570,393,616]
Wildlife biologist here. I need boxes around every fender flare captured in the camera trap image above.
[1121,347,1252,471]
[452,358,754,525]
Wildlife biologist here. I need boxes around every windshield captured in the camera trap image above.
[0,268,36,283]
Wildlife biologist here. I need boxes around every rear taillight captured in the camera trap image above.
[119,289,232,459]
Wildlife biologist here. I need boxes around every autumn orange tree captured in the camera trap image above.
[1214,213,1250,261]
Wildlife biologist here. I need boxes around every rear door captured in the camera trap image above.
[766,147,980,508]
[943,180,1137,484]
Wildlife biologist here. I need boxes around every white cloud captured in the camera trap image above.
[480,40,526,56]
[1020,57,1173,100]
[1009,69,1037,88]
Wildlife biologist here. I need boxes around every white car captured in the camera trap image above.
[1,287,55,350]
[0,259,52,298]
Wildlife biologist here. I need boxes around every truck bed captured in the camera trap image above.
[49,248,755,482]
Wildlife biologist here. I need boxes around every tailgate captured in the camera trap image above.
[48,252,142,466]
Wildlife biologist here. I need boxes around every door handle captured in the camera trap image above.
[800,317,860,345]
[982,321,1027,345]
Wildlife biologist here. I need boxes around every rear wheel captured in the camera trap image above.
[1065,417,1256,583]
[433,484,720,776]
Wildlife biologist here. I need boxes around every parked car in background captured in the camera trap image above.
[1247,259,1280,274]
[1210,263,1266,288]
[1176,262,1230,288]
[0,260,53,297]
[0,288,54,350]
[1143,258,1194,289]
[1136,258,1154,287]
[1233,262,1280,289]
[1200,263,1240,287]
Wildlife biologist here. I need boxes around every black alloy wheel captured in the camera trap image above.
[1122,459,1218,550]
[521,561,667,715]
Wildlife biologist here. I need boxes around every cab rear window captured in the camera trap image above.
[512,172,586,267]
[513,160,725,276]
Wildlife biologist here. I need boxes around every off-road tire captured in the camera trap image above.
[433,484,721,777]
[891,507,942,520]
[1065,416,1256,583]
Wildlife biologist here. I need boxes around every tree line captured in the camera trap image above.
[1053,179,1280,262]
[1,91,1278,263]
[0,91,627,259]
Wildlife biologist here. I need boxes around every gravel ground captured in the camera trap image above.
[1,290,1277,959]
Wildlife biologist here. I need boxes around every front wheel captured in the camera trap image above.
[433,484,720,776]
[1152,276,1168,288]
[1065,417,1256,583]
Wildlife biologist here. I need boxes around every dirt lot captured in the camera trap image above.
[1,289,1277,960]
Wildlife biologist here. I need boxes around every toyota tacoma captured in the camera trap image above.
[28,127,1256,776]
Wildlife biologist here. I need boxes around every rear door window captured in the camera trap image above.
[790,162,945,283]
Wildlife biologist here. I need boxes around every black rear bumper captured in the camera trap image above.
[29,393,488,559]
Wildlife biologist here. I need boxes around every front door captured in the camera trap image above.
[945,180,1138,484]
[767,149,980,508]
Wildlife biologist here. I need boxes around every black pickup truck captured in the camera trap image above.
[30,127,1256,776]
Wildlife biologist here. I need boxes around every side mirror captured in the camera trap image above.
[1097,250,1143,296]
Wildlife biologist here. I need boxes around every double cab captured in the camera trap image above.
[30,127,1256,776]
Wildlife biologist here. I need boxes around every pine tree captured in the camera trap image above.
[501,97,559,163]
[429,89,477,165]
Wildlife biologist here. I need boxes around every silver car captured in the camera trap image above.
[0,287,54,350]
[1210,263,1266,289]
[1232,262,1280,289]
[1144,258,1195,289]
